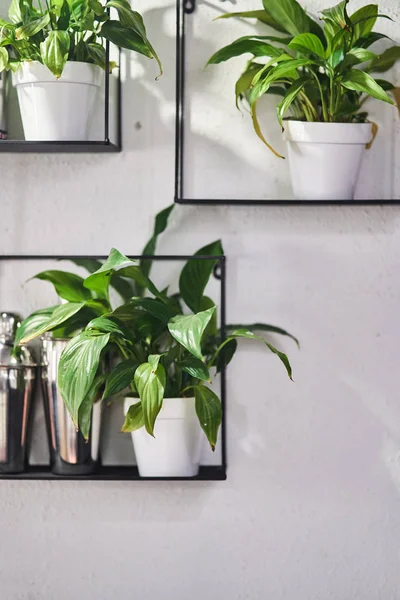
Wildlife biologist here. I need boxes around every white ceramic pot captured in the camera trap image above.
[12,61,102,141]
[283,121,373,201]
[124,397,203,477]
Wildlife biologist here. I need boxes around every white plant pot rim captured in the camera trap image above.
[12,60,103,86]
[283,120,373,145]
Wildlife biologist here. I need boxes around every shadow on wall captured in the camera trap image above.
[123,3,277,202]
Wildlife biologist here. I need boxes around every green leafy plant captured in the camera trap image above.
[207,0,400,156]
[16,205,298,449]
[0,0,161,78]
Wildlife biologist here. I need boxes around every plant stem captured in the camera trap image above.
[299,92,319,121]
[44,0,54,28]
[334,84,343,118]
[177,345,182,395]
[329,76,335,121]
[310,70,328,122]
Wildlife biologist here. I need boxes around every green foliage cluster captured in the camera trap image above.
[16,205,297,449]
[0,0,161,78]
[208,0,400,155]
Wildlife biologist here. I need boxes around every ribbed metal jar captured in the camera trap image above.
[41,337,102,476]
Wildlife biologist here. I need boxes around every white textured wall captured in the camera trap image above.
[1,1,400,598]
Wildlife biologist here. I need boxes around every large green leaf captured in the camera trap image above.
[0,48,9,72]
[341,70,394,104]
[58,331,110,425]
[125,298,170,323]
[276,76,309,127]
[106,0,162,76]
[321,0,350,29]
[67,0,90,23]
[139,203,174,292]
[109,272,135,303]
[86,315,133,340]
[100,20,152,58]
[89,0,103,16]
[103,358,137,399]
[178,356,210,382]
[374,79,396,91]
[17,302,85,345]
[49,304,103,339]
[208,38,283,65]
[394,86,400,108]
[179,240,223,313]
[78,373,106,440]
[87,42,106,69]
[121,401,144,433]
[40,30,70,78]
[263,0,324,40]
[249,53,293,88]
[350,4,378,41]
[108,297,171,334]
[194,385,222,451]
[216,10,287,33]
[117,266,165,301]
[357,32,389,49]
[199,295,217,338]
[84,248,135,300]
[14,306,57,347]
[168,307,216,360]
[215,338,237,374]
[16,13,50,39]
[33,270,92,302]
[250,98,284,157]
[214,328,293,380]
[57,0,71,30]
[249,58,315,105]
[235,62,265,108]
[369,47,400,73]
[340,47,377,70]
[288,33,325,58]
[67,258,102,273]
[232,329,293,379]
[134,359,166,436]
[8,0,23,24]
[225,323,300,347]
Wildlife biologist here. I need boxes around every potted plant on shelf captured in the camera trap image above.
[16,204,298,478]
[0,0,161,141]
[207,0,400,201]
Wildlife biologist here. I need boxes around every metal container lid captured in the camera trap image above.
[0,312,36,367]
[0,312,21,340]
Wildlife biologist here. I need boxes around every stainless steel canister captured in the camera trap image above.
[0,313,36,473]
[41,337,102,475]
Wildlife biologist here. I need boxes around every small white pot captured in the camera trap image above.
[12,61,102,141]
[283,121,373,201]
[124,397,203,477]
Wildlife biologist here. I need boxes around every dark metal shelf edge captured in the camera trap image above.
[0,465,227,481]
[0,141,121,153]
[175,197,398,206]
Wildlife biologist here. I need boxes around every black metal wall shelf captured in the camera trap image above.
[0,253,227,482]
[1,44,121,153]
[174,0,399,206]
[0,140,121,153]
[0,465,226,481]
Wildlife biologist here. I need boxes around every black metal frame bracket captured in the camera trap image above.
[0,44,122,153]
[174,0,398,206]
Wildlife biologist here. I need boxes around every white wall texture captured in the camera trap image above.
[0,0,400,598]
